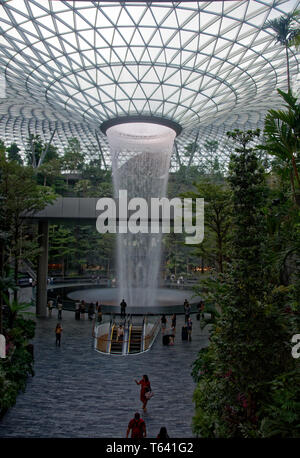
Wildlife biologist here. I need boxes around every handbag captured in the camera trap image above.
[145,390,154,399]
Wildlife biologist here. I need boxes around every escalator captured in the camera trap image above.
[128,325,143,354]
[110,325,124,354]
[95,316,159,355]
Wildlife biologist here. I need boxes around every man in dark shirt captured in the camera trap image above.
[120,298,127,318]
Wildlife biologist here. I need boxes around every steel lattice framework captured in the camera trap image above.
[0,0,299,170]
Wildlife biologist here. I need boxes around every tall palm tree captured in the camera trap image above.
[265,10,300,92]
[259,89,300,203]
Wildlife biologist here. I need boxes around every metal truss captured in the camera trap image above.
[0,0,299,170]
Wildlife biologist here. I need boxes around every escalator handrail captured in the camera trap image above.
[108,324,115,354]
[128,323,133,352]
[141,315,146,352]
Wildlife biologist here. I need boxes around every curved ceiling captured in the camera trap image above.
[0,0,299,169]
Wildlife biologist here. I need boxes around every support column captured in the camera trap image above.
[36,220,49,317]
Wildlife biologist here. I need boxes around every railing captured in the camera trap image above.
[95,315,161,355]
[108,324,115,354]
[141,316,145,352]
[128,323,133,353]
[144,317,160,351]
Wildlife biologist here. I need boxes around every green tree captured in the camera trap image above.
[61,138,85,174]
[25,134,59,168]
[168,165,202,197]
[95,233,115,277]
[81,162,113,197]
[265,10,300,91]
[203,140,225,178]
[0,157,56,301]
[48,225,76,276]
[182,179,231,273]
[74,179,93,197]
[192,129,295,437]
[0,140,5,157]
[37,158,62,187]
[6,143,23,165]
[260,89,300,203]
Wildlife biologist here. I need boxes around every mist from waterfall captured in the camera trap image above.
[106,122,176,309]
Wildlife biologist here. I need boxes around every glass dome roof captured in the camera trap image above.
[0,0,299,169]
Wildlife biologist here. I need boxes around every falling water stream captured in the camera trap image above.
[106,122,176,309]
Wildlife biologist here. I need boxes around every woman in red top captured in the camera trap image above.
[135,374,151,412]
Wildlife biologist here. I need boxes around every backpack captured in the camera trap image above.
[131,419,145,438]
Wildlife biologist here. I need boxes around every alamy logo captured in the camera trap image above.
[96,190,204,244]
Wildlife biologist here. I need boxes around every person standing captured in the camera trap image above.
[97,309,103,324]
[47,300,53,318]
[75,301,80,320]
[184,301,191,323]
[80,300,86,320]
[187,317,193,341]
[135,375,151,412]
[157,426,169,439]
[171,313,176,332]
[161,314,167,334]
[57,301,63,320]
[120,298,127,318]
[88,303,95,320]
[126,412,146,438]
[55,323,63,347]
[56,294,61,308]
[117,324,124,342]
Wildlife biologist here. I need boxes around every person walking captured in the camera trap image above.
[55,323,63,347]
[135,375,151,412]
[126,412,146,438]
[187,317,193,341]
[57,301,63,320]
[120,298,127,318]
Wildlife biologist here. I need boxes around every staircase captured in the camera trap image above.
[20,260,37,281]
[128,326,143,354]
[110,326,124,354]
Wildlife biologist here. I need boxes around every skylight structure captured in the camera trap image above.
[0,0,299,169]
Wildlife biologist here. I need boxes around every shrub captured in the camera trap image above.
[0,317,35,417]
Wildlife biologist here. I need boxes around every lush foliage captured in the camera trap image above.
[192,129,300,437]
[0,313,35,417]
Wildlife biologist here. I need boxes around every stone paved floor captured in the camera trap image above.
[0,306,210,438]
